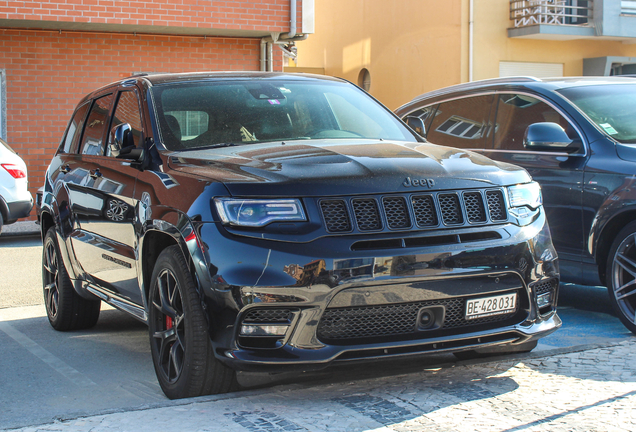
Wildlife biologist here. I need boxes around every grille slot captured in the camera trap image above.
[352,198,382,231]
[243,309,292,323]
[533,279,557,296]
[463,192,486,223]
[486,190,506,221]
[317,290,525,343]
[383,196,411,229]
[412,194,438,227]
[439,193,463,225]
[320,200,351,233]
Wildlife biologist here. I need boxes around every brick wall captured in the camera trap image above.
[0,0,302,34]
[0,29,283,219]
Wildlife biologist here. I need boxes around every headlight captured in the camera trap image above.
[508,182,542,210]
[214,198,306,227]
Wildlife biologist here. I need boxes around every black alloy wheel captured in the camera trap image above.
[148,245,238,399]
[607,221,636,334]
[42,228,100,331]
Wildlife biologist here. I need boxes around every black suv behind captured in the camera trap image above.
[396,76,636,334]
[39,72,559,399]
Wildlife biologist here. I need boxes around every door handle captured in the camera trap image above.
[60,164,71,174]
[89,169,102,179]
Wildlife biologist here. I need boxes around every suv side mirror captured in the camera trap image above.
[406,116,426,137]
[524,122,581,153]
[110,123,144,161]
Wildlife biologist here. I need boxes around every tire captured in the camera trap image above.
[148,245,238,399]
[42,228,101,331]
[606,221,636,334]
[453,340,537,361]
[0,211,3,235]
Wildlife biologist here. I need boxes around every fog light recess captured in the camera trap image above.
[240,324,289,337]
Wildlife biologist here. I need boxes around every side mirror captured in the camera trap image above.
[406,116,426,137]
[524,122,581,153]
[110,123,144,161]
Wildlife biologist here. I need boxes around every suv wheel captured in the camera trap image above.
[42,228,101,330]
[607,221,636,334]
[148,246,238,399]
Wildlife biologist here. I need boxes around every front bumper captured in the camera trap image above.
[194,210,560,371]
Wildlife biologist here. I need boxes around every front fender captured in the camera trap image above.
[138,206,216,312]
[588,176,636,259]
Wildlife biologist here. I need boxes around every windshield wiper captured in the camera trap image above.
[185,142,237,151]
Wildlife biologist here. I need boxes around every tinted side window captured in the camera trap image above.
[61,102,89,154]
[80,94,114,156]
[426,95,494,149]
[108,91,143,156]
[493,94,577,151]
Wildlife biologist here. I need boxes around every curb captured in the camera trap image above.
[0,221,40,238]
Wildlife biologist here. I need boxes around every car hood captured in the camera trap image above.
[165,140,531,197]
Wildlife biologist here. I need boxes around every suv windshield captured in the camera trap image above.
[558,84,636,144]
[151,79,416,150]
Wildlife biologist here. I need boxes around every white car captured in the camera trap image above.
[0,137,33,233]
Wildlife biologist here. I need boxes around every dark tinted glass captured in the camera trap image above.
[151,80,417,150]
[80,94,114,156]
[108,91,143,156]
[61,102,89,154]
[558,84,636,143]
[426,95,494,149]
[493,94,576,151]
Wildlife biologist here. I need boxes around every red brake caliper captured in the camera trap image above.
[166,316,173,329]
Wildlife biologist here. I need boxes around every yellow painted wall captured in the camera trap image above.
[293,0,464,110]
[474,0,636,80]
[294,0,636,109]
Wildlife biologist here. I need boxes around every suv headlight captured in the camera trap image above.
[507,182,542,224]
[214,198,306,227]
[508,182,542,210]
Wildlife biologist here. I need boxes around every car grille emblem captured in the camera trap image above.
[403,177,435,188]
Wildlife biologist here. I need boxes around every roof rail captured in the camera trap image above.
[400,76,542,107]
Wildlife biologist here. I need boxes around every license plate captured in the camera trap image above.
[465,293,517,320]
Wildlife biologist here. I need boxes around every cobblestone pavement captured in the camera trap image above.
[6,339,635,432]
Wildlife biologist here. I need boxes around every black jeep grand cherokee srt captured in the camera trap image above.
[39,72,560,399]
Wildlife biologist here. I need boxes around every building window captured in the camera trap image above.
[358,68,371,91]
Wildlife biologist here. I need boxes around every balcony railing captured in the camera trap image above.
[510,0,593,28]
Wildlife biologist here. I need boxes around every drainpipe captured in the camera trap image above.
[260,39,267,71]
[288,0,297,39]
[469,0,474,82]
[268,40,274,72]
[259,0,307,71]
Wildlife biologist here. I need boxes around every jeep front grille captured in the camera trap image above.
[319,188,507,234]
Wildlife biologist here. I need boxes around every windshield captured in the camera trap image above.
[558,84,636,144]
[151,79,417,150]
